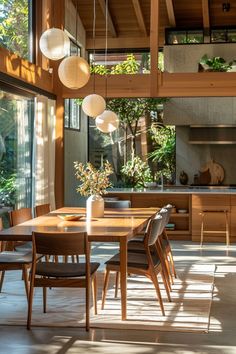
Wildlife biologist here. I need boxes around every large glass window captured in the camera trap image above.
[0,0,33,60]
[0,84,34,209]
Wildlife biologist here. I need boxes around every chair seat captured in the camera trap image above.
[35,261,100,278]
[15,242,32,253]
[0,251,32,264]
[105,251,160,270]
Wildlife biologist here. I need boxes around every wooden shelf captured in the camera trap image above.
[170,213,189,217]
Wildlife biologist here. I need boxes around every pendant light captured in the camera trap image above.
[39,28,70,61]
[95,0,119,133]
[82,0,106,118]
[58,3,90,89]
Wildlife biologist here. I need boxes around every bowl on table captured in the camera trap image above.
[57,214,84,221]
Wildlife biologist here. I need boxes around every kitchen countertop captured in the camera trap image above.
[108,186,236,194]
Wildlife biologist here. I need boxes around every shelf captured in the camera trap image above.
[170,213,189,217]
[166,230,190,235]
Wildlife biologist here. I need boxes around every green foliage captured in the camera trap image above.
[110,54,140,74]
[199,54,235,72]
[121,156,152,188]
[0,171,16,206]
[148,125,176,183]
[0,0,29,59]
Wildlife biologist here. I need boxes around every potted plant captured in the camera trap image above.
[198,54,235,72]
[74,161,113,218]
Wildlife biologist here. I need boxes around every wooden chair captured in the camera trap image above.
[34,204,51,217]
[9,207,33,252]
[159,205,177,280]
[27,231,100,331]
[104,200,131,208]
[0,217,32,297]
[102,215,169,316]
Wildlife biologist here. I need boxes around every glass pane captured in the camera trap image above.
[187,31,203,44]
[211,30,227,43]
[0,0,32,60]
[70,99,80,130]
[0,88,34,209]
[64,99,70,128]
[167,32,186,44]
[227,30,236,42]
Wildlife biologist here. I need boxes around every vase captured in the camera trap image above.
[86,194,104,218]
[179,171,188,185]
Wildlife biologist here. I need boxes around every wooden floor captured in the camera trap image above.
[0,241,236,354]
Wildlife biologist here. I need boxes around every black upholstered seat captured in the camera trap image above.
[35,261,100,278]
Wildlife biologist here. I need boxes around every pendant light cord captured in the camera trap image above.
[92,0,96,93]
[105,0,108,100]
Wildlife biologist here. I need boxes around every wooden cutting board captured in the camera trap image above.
[200,159,225,184]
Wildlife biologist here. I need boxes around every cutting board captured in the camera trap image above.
[200,159,225,184]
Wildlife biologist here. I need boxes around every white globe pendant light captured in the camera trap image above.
[39,28,70,60]
[82,94,106,117]
[58,56,91,89]
[95,110,119,133]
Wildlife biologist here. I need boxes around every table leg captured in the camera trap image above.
[119,238,127,320]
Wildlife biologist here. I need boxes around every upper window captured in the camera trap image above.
[0,0,33,60]
[211,28,236,43]
[64,99,81,131]
[166,29,204,45]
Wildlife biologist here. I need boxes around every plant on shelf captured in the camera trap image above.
[199,54,235,72]
[121,156,152,188]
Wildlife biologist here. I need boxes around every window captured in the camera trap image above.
[211,28,236,43]
[166,29,204,45]
[0,0,33,60]
[64,99,81,131]
[0,84,34,209]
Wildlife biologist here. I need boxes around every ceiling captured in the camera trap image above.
[75,0,236,48]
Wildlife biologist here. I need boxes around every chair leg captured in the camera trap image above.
[27,274,35,330]
[92,274,98,315]
[150,271,165,316]
[168,249,177,279]
[0,270,5,292]
[114,271,120,298]
[85,279,90,331]
[200,213,204,247]
[43,285,47,313]
[160,269,171,302]
[164,252,174,286]
[22,266,29,301]
[101,268,111,310]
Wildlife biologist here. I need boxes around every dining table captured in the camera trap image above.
[0,206,159,320]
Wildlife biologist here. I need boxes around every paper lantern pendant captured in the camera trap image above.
[39,28,70,60]
[82,94,106,117]
[58,56,91,89]
[95,110,119,133]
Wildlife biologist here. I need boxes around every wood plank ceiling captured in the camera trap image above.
[75,0,236,49]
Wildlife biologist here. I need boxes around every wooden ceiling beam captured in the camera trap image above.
[98,0,117,37]
[150,0,159,96]
[61,72,236,98]
[202,0,210,31]
[132,0,147,36]
[165,0,176,27]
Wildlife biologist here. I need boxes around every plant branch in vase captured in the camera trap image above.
[74,161,113,218]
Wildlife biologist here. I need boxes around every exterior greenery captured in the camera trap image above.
[0,0,29,59]
[199,54,236,72]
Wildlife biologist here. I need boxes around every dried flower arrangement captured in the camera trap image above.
[74,161,113,197]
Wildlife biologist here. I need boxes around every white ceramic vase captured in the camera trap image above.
[86,194,104,218]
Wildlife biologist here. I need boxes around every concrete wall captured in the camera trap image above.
[176,127,236,184]
[64,111,87,206]
[164,43,236,73]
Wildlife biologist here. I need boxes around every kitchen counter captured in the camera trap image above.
[108,186,236,194]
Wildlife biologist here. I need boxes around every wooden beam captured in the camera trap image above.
[61,72,236,98]
[132,0,147,36]
[165,0,176,27]
[98,0,117,37]
[202,0,210,31]
[0,46,53,93]
[150,0,159,97]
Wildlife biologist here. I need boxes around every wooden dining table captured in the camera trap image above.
[0,206,159,320]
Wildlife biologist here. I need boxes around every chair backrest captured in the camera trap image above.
[32,231,89,257]
[104,200,131,208]
[158,208,169,233]
[163,204,173,224]
[9,208,32,226]
[34,203,50,217]
[145,214,163,246]
[0,217,3,231]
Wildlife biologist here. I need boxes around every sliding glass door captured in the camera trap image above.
[0,84,34,208]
